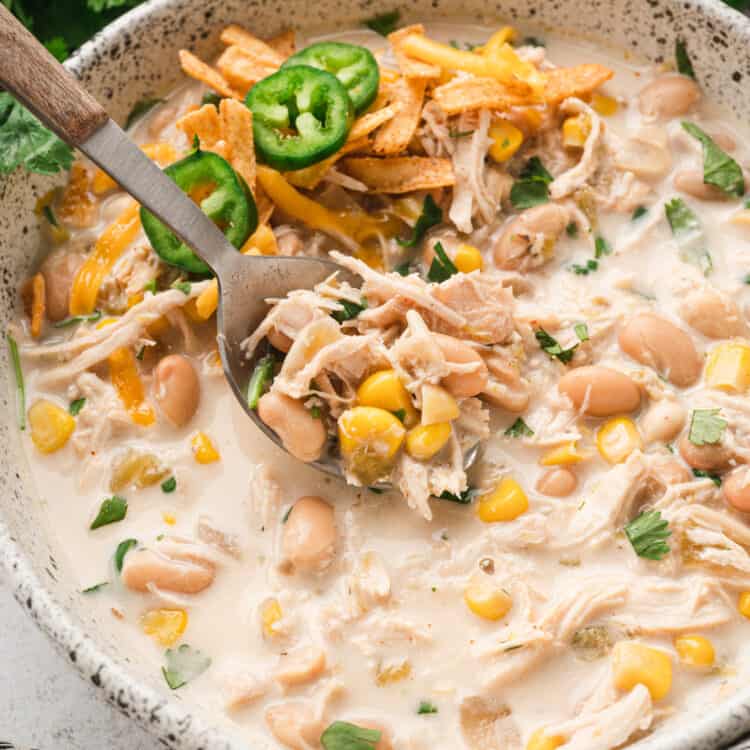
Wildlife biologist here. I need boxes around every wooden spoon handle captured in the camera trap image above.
[0,4,108,145]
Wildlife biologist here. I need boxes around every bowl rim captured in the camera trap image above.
[3,0,750,747]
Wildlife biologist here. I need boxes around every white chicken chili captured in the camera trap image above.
[9,16,750,750]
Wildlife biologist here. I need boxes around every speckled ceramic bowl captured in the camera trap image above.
[2,0,750,747]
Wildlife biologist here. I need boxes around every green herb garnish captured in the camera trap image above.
[392,408,407,423]
[570,259,599,275]
[321,721,381,750]
[394,261,413,276]
[427,242,458,283]
[143,279,158,294]
[417,701,439,714]
[397,194,442,247]
[510,156,553,209]
[675,38,696,79]
[664,197,712,274]
[449,128,475,138]
[332,297,368,323]
[310,404,322,419]
[161,476,177,493]
[504,417,534,438]
[125,97,164,130]
[7,333,25,430]
[438,488,478,504]
[53,309,102,328]
[574,322,589,342]
[69,397,86,416]
[0,92,74,176]
[363,10,400,36]
[688,408,727,446]
[114,538,137,573]
[281,505,293,523]
[247,355,275,410]
[162,644,212,690]
[90,496,128,530]
[535,328,577,364]
[171,280,191,295]
[624,510,671,560]
[42,203,59,227]
[682,122,745,197]
[594,235,612,258]
[81,581,109,594]
[692,469,722,486]
[631,205,647,220]
[566,222,578,237]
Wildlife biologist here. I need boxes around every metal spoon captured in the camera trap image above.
[0,6,477,482]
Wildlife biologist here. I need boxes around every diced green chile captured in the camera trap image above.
[282,42,379,114]
[141,149,257,275]
[246,65,354,171]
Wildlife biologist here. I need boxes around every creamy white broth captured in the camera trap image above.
[15,19,750,750]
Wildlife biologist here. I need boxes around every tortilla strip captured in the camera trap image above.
[255,184,275,226]
[341,156,455,193]
[349,103,401,141]
[433,75,528,114]
[544,63,614,104]
[267,29,296,58]
[388,25,441,79]
[217,45,278,95]
[219,25,285,67]
[371,77,426,155]
[176,103,223,148]
[220,99,256,190]
[284,138,370,190]
[178,50,242,100]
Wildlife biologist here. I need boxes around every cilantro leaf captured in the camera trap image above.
[161,476,177,493]
[397,194,442,248]
[692,468,722,486]
[625,510,671,560]
[438,488,478,504]
[0,93,74,176]
[417,701,439,714]
[69,397,86,416]
[505,418,534,438]
[247,355,275,410]
[594,235,612,258]
[321,721,382,750]
[125,97,164,130]
[574,323,590,342]
[90,496,127,530]
[427,242,458,283]
[570,259,599,275]
[675,39,696,80]
[510,157,553,209]
[162,644,211,690]
[631,205,647,220]
[535,328,577,364]
[171,280,191,295]
[53,309,102,328]
[332,297,368,323]
[81,581,109,594]
[688,408,727,446]
[114,538,137,572]
[363,10,400,36]
[566,222,578,237]
[394,261,413,276]
[664,197,712,274]
[7,332,25,431]
[682,122,745,197]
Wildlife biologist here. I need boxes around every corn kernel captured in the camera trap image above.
[421,384,459,426]
[338,406,406,484]
[562,114,591,148]
[464,578,512,621]
[28,399,75,454]
[674,634,715,668]
[357,370,417,427]
[540,441,591,466]
[376,658,412,686]
[596,417,642,464]
[705,342,750,393]
[738,591,750,619]
[405,423,452,460]
[488,120,524,163]
[162,513,177,526]
[478,478,529,522]
[612,641,672,701]
[526,729,565,750]
[731,208,750,227]
[591,92,618,116]
[261,598,283,637]
[140,608,188,646]
[191,431,220,464]
[453,244,484,273]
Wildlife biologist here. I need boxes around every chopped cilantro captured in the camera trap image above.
[574,322,590,342]
[90,496,127,530]
[682,121,745,197]
[692,469,722,486]
[114,538,137,573]
[449,128,475,138]
[81,581,109,594]
[392,408,407,423]
[570,259,599,275]
[394,261,413,276]
[417,701,439,715]
[438,488,478,504]
[171,280,191,295]
[53,309,102,328]
[247,355,275,410]
[310,404,322,419]
[566,222,578,237]
[281,505,293,523]
[363,10,400,35]
[631,205,647,220]
[664,197,712,275]
[675,38,696,79]
[200,92,223,108]
[332,297,368,323]
[321,721,381,750]
[594,235,612,258]
[688,408,727,446]
[535,328,577,364]
[504,418,534,438]
[7,333,25,430]
[397,194,442,248]
[69,397,86,416]
[161,476,177,493]
[162,644,212,690]
[125,97,164,130]
[624,510,671,560]
[143,279,158,294]
[510,157,553,209]
[427,242,458,283]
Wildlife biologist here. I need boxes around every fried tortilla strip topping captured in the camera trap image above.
[543,63,614,104]
[341,156,455,193]
[219,25,285,67]
[217,45,279,95]
[372,77,426,155]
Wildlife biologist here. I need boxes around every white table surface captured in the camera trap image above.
[0,572,160,749]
